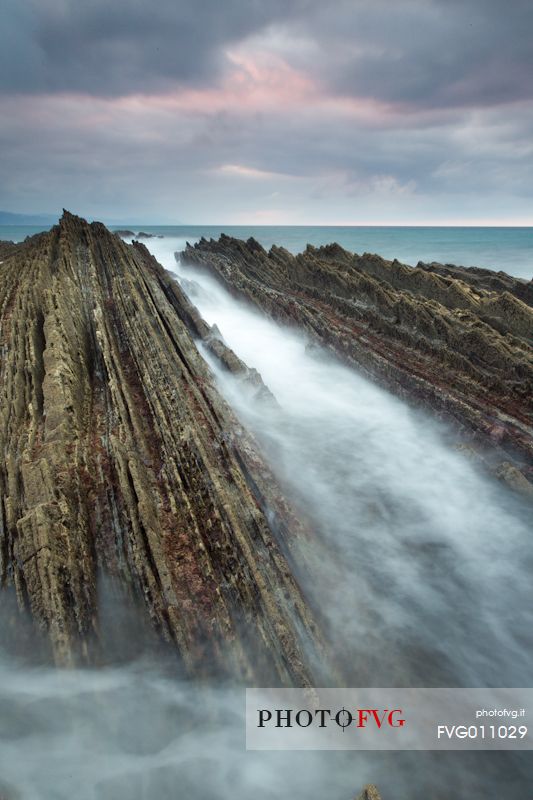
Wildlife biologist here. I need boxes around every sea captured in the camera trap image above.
[1,223,532,281]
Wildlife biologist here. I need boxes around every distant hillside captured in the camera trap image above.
[0,210,58,225]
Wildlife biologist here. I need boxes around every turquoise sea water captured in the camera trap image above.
[1,223,531,280]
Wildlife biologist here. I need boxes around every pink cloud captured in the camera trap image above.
[0,44,423,139]
[211,163,289,179]
[91,47,395,122]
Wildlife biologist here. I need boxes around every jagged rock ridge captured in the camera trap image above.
[182,235,533,493]
[0,212,323,682]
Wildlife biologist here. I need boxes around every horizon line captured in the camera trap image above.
[1,219,532,229]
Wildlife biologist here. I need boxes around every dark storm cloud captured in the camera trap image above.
[287,0,533,109]
[0,0,309,95]
[2,0,532,111]
[230,0,533,115]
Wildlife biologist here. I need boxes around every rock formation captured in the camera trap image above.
[113,229,163,239]
[182,236,533,495]
[354,787,382,800]
[113,229,136,238]
[0,241,21,262]
[0,212,324,681]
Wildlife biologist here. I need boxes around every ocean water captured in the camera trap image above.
[1,223,532,280]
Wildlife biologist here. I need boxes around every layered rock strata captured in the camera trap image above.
[0,213,322,681]
[182,236,533,493]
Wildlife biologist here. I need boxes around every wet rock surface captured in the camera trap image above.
[0,213,323,681]
[354,787,382,800]
[113,229,163,239]
[182,236,533,494]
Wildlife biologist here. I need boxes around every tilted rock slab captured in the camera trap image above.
[0,212,323,681]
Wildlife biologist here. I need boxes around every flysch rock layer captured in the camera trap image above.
[0,212,324,682]
[182,236,533,495]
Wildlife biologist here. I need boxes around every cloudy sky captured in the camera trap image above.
[2,0,532,224]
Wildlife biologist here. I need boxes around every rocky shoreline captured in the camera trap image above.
[2,216,532,800]
[182,235,533,497]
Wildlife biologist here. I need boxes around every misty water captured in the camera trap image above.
[157,238,532,689]
[1,235,532,799]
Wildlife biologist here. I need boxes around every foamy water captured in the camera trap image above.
[1,644,530,800]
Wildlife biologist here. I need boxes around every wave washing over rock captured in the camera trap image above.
[182,234,533,495]
[1,214,533,798]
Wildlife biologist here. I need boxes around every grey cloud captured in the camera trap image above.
[286,0,533,110]
[3,0,532,112]
[2,89,533,222]
[1,0,532,223]
[209,104,533,197]
[0,0,310,95]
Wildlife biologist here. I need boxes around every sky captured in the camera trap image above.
[1,0,532,225]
